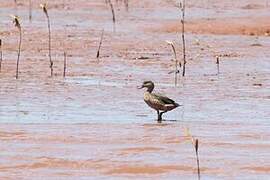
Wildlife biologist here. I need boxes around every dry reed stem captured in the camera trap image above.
[63,51,67,77]
[179,0,187,76]
[184,128,201,180]
[29,0,32,22]
[166,40,180,86]
[96,29,104,59]
[14,0,18,16]
[124,0,129,11]
[195,139,200,180]
[0,39,2,72]
[11,15,22,79]
[41,3,53,77]
[216,55,220,75]
[108,0,116,31]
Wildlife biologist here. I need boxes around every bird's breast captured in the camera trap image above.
[143,92,152,103]
[144,92,165,111]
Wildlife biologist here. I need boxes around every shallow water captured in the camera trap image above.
[0,54,269,124]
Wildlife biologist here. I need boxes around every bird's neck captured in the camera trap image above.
[147,86,154,93]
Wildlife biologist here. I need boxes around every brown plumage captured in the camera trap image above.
[138,81,180,121]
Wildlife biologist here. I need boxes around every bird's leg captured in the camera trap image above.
[157,110,161,122]
[159,111,167,122]
[157,111,162,122]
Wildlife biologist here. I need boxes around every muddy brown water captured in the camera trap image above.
[0,0,270,179]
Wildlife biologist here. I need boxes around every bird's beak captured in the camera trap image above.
[137,85,143,89]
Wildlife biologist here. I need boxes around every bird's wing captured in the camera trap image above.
[152,93,176,105]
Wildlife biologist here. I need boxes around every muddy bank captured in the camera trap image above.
[152,17,270,36]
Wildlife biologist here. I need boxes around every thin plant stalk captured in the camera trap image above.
[0,39,2,72]
[180,0,187,77]
[216,56,220,75]
[184,128,201,180]
[11,15,22,79]
[63,0,66,7]
[96,29,104,59]
[63,51,67,78]
[166,41,180,86]
[16,26,22,79]
[173,46,178,85]
[124,0,129,11]
[108,0,116,31]
[14,0,18,16]
[41,3,53,77]
[195,139,200,180]
[47,14,53,77]
[29,0,32,22]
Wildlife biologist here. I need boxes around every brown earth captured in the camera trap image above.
[152,17,270,36]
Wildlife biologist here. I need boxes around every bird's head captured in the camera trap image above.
[138,81,154,92]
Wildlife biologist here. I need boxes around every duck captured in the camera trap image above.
[138,81,180,121]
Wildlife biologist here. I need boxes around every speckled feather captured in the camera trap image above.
[144,92,179,111]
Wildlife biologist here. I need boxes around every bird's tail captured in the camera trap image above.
[174,102,181,107]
